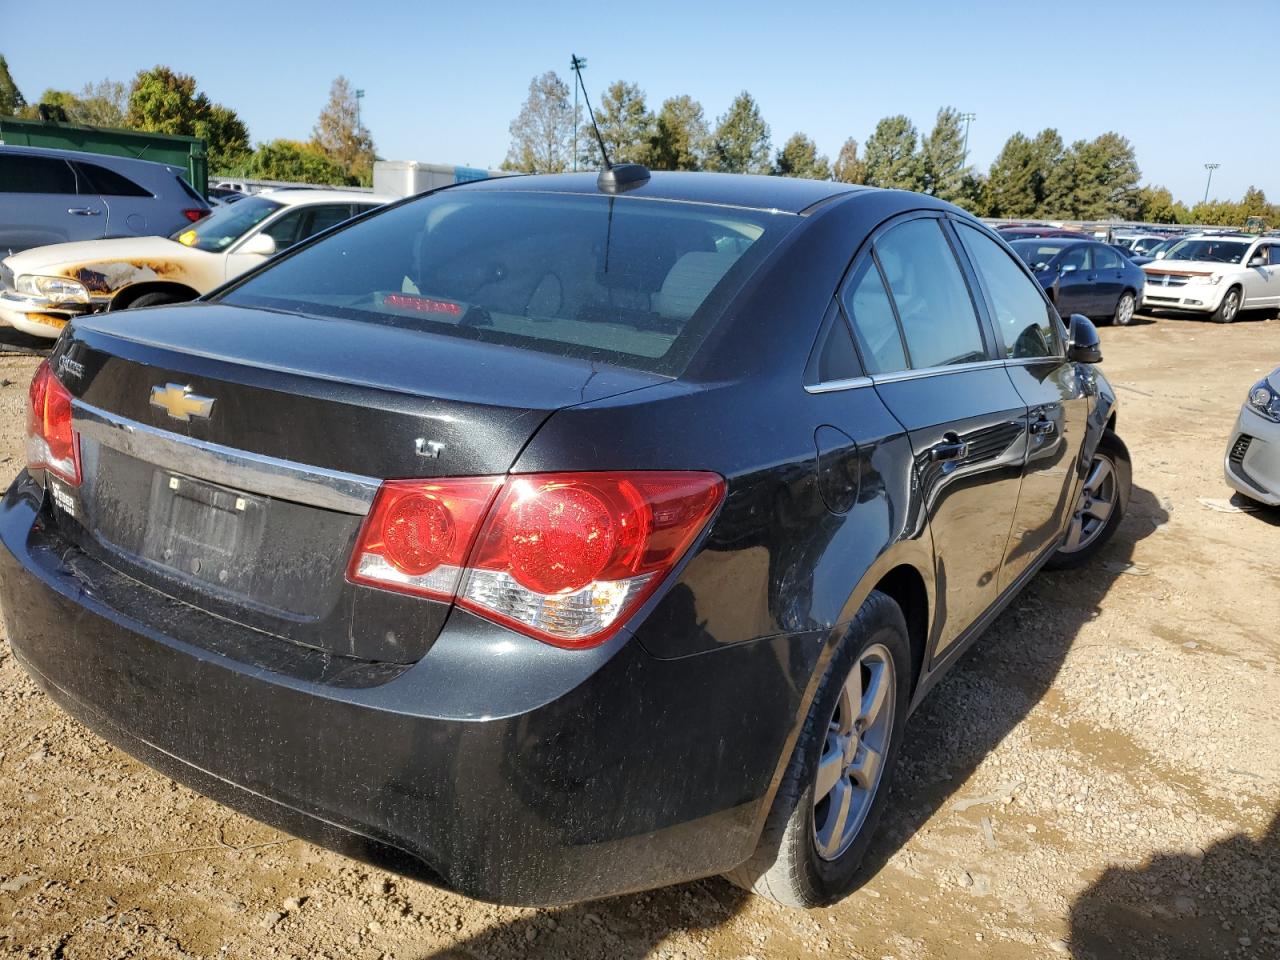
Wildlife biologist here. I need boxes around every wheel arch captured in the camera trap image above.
[869,564,929,695]
[109,281,201,310]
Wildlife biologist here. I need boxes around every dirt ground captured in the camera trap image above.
[0,314,1277,960]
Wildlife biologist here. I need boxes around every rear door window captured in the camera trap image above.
[956,222,1060,359]
[874,218,987,369]
[1060,245,1090,272]
[0,154,77,194]
[841,256,906,374]
[1093,245,1124,270]
[75,161,153,197]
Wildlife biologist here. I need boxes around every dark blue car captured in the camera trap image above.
[1008,238,1146,326]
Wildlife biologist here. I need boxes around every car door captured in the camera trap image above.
[1089,243,1127,317]
[72,159,157,237]
[954,221,1090,586]
[0,152,105,254]
[849,214,1029,663]
[1242,242,1279,308]
[1052,244,1094,317]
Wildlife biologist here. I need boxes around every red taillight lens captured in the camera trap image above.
[183,208,209,223]
[347,477,503,601]
[25,359,81,486]
[348,471,725,648]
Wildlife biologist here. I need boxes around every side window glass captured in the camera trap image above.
[0,154,77,194]
[1060,245,1090,272]
[261,208,310,250]
[875,218,987,369]
[76,162,152,197]
[841,256,906,374]
[1093,245,1122,270]
[957,223,1059,359]
[301,204,355,239]
[808,303,861,383]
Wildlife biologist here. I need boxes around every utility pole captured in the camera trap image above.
[355,88,365,132]
[959,112,977,165]
[570,55,587,172]
[1203,162,1219,204]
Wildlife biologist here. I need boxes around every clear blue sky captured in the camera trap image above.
[4,0,1275,205]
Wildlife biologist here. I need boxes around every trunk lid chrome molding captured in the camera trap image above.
[72,400,379,515]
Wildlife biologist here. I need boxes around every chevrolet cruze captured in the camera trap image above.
[1,170,1130,907]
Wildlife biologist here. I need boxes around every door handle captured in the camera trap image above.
[67,207,102,216]
[929,434,969,462]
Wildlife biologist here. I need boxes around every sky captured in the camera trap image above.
[3,0,1276,205]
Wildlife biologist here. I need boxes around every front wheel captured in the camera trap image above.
[725,591,912,907]
[1113,291,1136,326]
[1047,429,1131,570]
[1211,286,1241,324]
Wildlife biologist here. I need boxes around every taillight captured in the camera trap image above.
[348,471,724,648]
[25,359,81,486]
[183,208,209,223]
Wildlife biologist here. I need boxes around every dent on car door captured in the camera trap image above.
[851,215,1028,664]
[955,221,1089,588]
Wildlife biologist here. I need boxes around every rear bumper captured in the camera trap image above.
[1224,406,1280,506]
[0,473,806,905]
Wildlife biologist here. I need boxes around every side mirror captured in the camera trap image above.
[1154,250,1167,259]
[1067,314,1102,364]
[1248,256,1266,268]
[1060,263,1078,274]
[238,232,277,257]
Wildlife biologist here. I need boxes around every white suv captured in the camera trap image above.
[1142,233,1280,323]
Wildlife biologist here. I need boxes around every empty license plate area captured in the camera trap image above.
[141,471,267,593]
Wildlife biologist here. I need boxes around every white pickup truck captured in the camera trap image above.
[1142,233,1280,323]
[0,189,390,338]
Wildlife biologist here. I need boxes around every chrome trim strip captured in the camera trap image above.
[870,358,1007,385]
[804,375,873,394]
[71,400,378,515]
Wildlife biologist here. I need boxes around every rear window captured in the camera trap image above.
[218,191,794,375]
[173,195,282,252]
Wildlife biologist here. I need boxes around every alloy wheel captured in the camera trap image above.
[1062,452,1118,554]
[1115,293,1135,326]
[1221,290,1240,322]
[812,643,896,861]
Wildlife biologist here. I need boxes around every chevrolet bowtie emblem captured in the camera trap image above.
[150,383,214,422]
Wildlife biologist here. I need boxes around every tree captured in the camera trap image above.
[774,132,831,180]
[919,107,967,202]
[504,71,577,173]
[1240,185,1268,221]
[1136,185,1180,224]
[709,92,771,174]
[127,66,251,173]
[832,138,866,185]
[862,115,921,190]
[0,55,24,116]
[245,140,350,184]
[1030,129,1072,217]
[312,76,376,186]
[594,80,653,165]
[985,132,1040,218]
[956,170,990,215]
[1066,132,1140,220]
[648,95,708,171]
[76,79,127,127]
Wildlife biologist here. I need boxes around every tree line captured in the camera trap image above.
[0,54,376,186]
[504,70,1280,229]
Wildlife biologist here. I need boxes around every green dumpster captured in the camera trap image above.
[0,116,207,197]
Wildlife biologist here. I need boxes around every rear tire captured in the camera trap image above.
[1112,291,1136,326]
[1211,286,1241,324]
[725,591,912,907]
[1046,429,1131,570]
[122,291,183,310]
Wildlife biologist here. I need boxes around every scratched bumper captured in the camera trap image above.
[0,472,788,905]
[0,289,100,339]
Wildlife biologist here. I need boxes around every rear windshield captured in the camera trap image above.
[173,195,282,252]
[217,190,795,375]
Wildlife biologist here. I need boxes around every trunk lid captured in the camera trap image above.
[52,303,663,664]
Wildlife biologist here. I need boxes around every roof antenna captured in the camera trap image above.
[570,54,650,195]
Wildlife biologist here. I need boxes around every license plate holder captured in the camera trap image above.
[140,471,267,593]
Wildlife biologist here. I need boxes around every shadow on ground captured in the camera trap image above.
[0,326,52,356]
[413,484,1167,958]
[1068,811,1279,959]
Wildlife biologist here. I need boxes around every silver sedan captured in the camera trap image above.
[1225,368,1280,506]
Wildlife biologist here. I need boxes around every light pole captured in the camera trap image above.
[355,88,365,132]
[1203,162,1219,204]
[570,55,587,171]
[959,112,977,165]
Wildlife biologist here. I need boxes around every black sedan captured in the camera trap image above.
[1,170,1130,908]
[1010,237,1148,326]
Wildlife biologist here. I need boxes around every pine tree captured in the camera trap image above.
[648,95,708,171]
[862,116,921,190]
[774,132,831,180]
[709,92,771,174]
